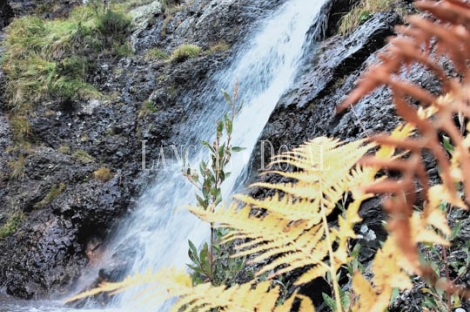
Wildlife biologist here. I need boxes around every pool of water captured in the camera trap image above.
[0,295,125,312]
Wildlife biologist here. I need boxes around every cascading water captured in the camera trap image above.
[1,0,328,311]
[113,0,328,309]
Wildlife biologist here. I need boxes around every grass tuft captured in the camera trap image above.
[139,100,158,117]
[0,212,25,240]
[72,150,95,164]
[34,183,66,209]
[145,48,169,61]
[170,44,202,63]
[338,0,395,35]
[2,3,133,111]
[93,167,114,182]
[8,155,27,180]
[209,41,230,54]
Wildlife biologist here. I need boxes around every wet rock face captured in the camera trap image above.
[0,147,128,298]
[246,11,404,185]
[0,0,289,301]
[0,0,13,29]
[131,0,286,53]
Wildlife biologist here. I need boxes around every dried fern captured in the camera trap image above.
[337,0,470,305]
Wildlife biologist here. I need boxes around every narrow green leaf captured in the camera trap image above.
[221,89,233,105]
[200,140,214,153]
[322,293,336,311]
[231,146,245,152]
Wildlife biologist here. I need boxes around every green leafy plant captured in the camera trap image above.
[183,84,245,287]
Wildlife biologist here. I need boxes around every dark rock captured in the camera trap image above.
[246,11,403,186]
[0,0,13,29]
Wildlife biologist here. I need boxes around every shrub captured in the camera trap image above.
[93,167,114,182]
[96,8,132,48]
[72,150,94,163]
[170,44,201,62]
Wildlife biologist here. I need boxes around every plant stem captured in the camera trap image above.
[442,246,451,312]
[321,205,343,312]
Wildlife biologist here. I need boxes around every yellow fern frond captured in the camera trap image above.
[249,138,375,223]
[352,238,413,312]
[67,267,313,311]
[189,203,330,282]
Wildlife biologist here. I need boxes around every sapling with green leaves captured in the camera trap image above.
[183,82,245,286]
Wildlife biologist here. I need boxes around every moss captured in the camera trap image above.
[139,100,158,117]
[170,44,201,62]
[34,183,66,209]
[72,149,95,163]
[338,0,396,35]
[145,48,169,61]
[93,167,114,182]
[0,212,25,240]
[8,155,26,180]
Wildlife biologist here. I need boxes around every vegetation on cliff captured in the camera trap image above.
[66,0,470,310]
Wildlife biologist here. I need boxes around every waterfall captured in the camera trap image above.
[0,0,330,311]
[111,0,329,309]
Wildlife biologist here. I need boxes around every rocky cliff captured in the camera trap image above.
[0,0,457,310]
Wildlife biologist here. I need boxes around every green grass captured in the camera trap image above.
[8,155,26,180]
[139,100,158,117]
[170,44,202,63]
[72,150,95,163]
[34,183,66,209]
[58,144,71,154]
[209,41,230,54]
[9,115,32,140]
[2,3,132,111]
[145,48,169,60]
[0,212,25,240]
[338,0,395,35]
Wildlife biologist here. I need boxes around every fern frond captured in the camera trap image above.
[189,204,330,282]
[67,267,312,311]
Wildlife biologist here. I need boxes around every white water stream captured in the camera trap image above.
[1,0,327,310]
